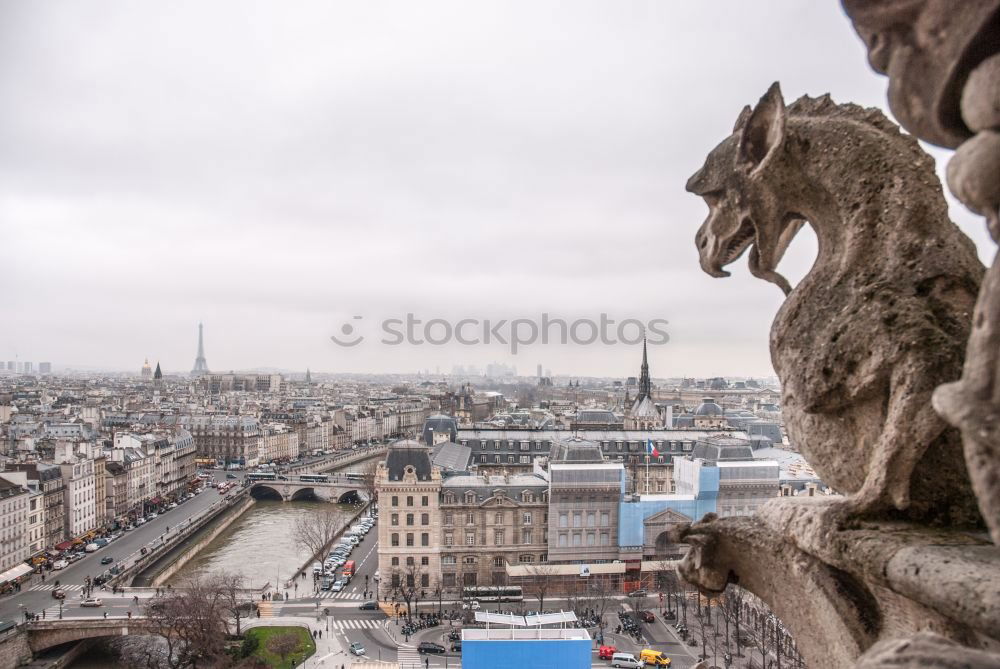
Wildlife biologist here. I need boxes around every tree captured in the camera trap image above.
[587,574,616,633]
[292,507,347,576]
[138,574,230,669]
[719,583,746,659]
[391,562,423,619]
[216,571,248,636]
[525,564,559,612]
[266,633,300,668]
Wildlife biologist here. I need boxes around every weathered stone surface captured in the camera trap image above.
[687,84,984,526]
[842,0,1000,549]
[962,54,1000,133]
[841,0,1000,149]
[857,632,1000,668]
[946,131,1000,236]
[678,500,1000,667]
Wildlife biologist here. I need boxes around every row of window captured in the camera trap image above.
[443,511,542,526]
[442,528,539,546]
[389,532,430,547]
[440,554,544,566]
[390,513,430,526]
[556,531,611,547]
[389,495,430,507]
[557,511,610,528]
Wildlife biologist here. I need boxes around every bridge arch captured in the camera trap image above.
[249,484,283,501]
[27,620,159,653]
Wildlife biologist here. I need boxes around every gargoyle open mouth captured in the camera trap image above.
[721,217,755,267]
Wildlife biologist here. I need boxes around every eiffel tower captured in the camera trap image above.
[191,322,210,376]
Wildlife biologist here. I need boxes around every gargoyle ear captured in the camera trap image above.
[738,82,786,172]
[732,105,752,133]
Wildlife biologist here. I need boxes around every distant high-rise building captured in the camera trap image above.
[23,362,33,373]
[191,322,210,376]
[305,368,312,384]
[38,362,51,374]
[141,358,152,380]
[5,362,14,371]
[537,363,542,378]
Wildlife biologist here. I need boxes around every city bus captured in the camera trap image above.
[462,586,523,603]
[299,474,330,483]
[246,471,277,482]
[342,560,356,578]
[343,473,366,482]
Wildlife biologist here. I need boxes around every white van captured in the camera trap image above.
[312,562,323,574]
[611,653,642,669]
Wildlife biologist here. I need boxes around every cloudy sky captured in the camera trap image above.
[1,1,992,378]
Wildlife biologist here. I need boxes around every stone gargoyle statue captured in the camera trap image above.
[686,83,984,527]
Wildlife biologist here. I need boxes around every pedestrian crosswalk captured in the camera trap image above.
[314,590,366,600]
[328,618,382,630]
[396,643,422,668]
[257,601,274,618]
[29,583,83,592]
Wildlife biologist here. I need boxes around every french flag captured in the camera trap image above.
[646,439,659,458]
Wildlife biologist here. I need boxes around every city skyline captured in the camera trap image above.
[2,1,993,378]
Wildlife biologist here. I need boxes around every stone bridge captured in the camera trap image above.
[25,618,159,653]
[248,477,367,503]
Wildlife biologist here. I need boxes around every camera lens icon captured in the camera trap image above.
[330,316,364,347]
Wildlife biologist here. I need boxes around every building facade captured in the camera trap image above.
[375,441,442,600]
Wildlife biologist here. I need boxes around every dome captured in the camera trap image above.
[693,397,724,416]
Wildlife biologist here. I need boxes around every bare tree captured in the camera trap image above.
[292,508,347,577]
[391,562,422,619]
[720,583,747,660]
[215,571,249,636]
[689,594,715,665]
[587,574,616,633]
[140,574,230,669]
[266,633,300,668]
[659,567,680,618]
[525,564,559,612]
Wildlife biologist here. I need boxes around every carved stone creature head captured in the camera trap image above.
[687,83,804,296]
[841,0,1000,149]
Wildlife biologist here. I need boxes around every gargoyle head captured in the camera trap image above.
[687,82,804,296]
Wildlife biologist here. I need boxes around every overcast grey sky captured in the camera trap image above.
[1,1,992,378]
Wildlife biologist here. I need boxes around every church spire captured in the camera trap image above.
[637,337,651,401]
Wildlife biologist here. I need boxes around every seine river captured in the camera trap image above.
[70,498,353,667]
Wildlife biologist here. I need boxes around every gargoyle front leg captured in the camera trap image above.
[846,368,945,516]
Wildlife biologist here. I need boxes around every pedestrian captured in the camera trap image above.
[319,630,322,639]
[127,611,132,619]
[134,595,139,605]
[41,610,45,619]
[103,612,107,619]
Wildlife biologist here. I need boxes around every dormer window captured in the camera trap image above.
[522,491,534,503]
[465,491,476,505]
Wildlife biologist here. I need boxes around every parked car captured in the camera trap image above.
[349,642,366,656]
[461,600,480,610]
[358,601,378,610]
[611,653,642,669]
[226,473,237,479]
[418,642,446,654]
[52,560,67,570]
[80,598,103,607]
[627,589,647,598]
[84,543,99,553]
[599,645,618,660]
[100,556,114,565]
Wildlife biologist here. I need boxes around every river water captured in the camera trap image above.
[70,499,354,667]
